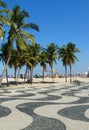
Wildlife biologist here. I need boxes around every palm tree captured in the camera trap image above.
[9,48,23,85]
[46,43,58,82]
[39,50,47,83]
[0,5,39,86]
[0,43,10,86]
[59,43,80,83]
[24,43,41,84]
[59,45,68,82]
[66,42,80,83]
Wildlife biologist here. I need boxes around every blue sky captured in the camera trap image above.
[2,0,89,75]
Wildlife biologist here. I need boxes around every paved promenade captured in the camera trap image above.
[0,82,89,130]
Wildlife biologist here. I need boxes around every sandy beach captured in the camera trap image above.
[1,76,89,88]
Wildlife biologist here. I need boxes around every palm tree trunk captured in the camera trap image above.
[0,55,10,87]
[24,65,28,83]
[65,65,67,82]
[51,66,54,83]
[42,67,45,83]
[70,65,72,83]
[30,67,33,85]
[6,68,9,86]
[14,67,17,84]
[16,67,20,85]
[27,67,30,79]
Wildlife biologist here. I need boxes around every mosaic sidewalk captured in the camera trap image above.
[0,83,89,130]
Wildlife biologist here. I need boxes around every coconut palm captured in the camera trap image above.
[59,45,68,82]
[0,5,39,86]
[46,43,58,82]
[0,43,10,86]
[24,43,41,84]
[9,48,22,84]
[65,42,80,83]
[39,50,47,83]
[59,43,80,83]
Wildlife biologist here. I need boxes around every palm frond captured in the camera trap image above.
[21,30,35,45]
[30,23,39,31]
[0,25,4,38]
[0,9,11,14]
[0,15,10,25]
[0,1,7,8]
[16,33,27,51]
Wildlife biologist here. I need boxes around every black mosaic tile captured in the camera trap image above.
[17,102,66,130]
[0,106,11,117]
[58,105,89,122]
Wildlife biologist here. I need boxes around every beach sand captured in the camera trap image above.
[1,76,89,88]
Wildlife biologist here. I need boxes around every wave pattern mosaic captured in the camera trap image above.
[0,83,89,130]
